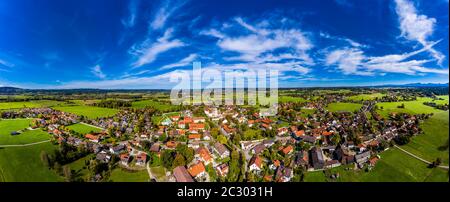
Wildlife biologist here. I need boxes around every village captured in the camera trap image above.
[0,91,432,182]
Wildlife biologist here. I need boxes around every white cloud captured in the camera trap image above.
[394,0,445,64]
[130,28,185,68]
[0,59,14,68]
[160,53,198,70]
[150,0,187,30]
[325,44,448,76]
[91,64,106,79]
[122,0,139,28]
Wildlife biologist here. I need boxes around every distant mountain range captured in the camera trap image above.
[1,82,448,93]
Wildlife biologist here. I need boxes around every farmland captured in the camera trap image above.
[132,99,180,112]
[346,93,385,101]
[0,142,62,182]
[52,105,119,119]
[326,102,362,112]
[0,100,63,110]
[0,119,51,145]
[66,123,102,134]
[109,168,149,182]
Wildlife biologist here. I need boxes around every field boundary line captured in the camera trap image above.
[394,145,449,170]
[80,122,105,130]
[0,140,50,148]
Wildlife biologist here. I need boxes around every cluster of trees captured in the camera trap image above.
[92,100,131,108]
[160,144,195,169]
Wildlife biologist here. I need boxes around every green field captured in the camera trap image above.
[0,100,63,110]
[66,123,102,134]
[0,119,51,145]
[65,154,94,181]
[52,105,119,119]
[326,102,362,112]
[376,97,444,117]
[150,166,167,181]
[346,93,385,101]
[304,148,448,182]
[109,168,149,182]
[0,142,62,182]
[400,111,449,164]
[131,100,179,111]
[279,96,306,103]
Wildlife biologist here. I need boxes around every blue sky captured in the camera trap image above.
[0,0,448,89]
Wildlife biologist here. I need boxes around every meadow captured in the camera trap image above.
[109,168,149,182]
[345,93,385,101]
[304,148,448,182]
[326,102,362,112]
[0,119,51,145]
[0,142,62,182]
[131,99,180,112]
[375,97,447,117]
[0,100,63,110]
[52,105,119,119]
[66,123,102,134]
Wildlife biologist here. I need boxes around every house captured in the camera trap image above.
[325,160,341,168]
[310,147,325,170]
[275,166,293,182]
[173,166,194,182]
[262,139,275,147]
[277,127,288,136]
[188,162,207,179]
[252,143,266,155]
[203,131,212,141]
[293,130,305,139]
[178,121,186,129]
[171,116,180,121]
[96,152,111,163]
[150,143,161,153]
[189,123,205,133]
[120,153,130,166]
[281,145,294,155]
[355,151,371,164]
[136,152,147,166]
[216,163,229,177]
[188,134,201,141]
[301,135,316,144]
[85,134,100,143]
[213,142,230,159]
[166,141,178,149]
[294,151,309,167]
[249,156,263,172]
[196,147,213,165]
[269,160,281,170]
[110,144,126,154]
[369,157,379,167]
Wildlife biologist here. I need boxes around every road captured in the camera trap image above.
[146,161,157,182]
[0,140,51,148]
[394,145,449,170]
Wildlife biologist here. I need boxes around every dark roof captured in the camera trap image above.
[214,142,229,155]
[173,166,194,182]
[310,147,324,169]
[252,144,266,154]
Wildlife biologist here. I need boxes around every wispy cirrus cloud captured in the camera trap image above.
[160,53,198,70]
[129,28,185,68]
[394,0,445,64]
[0,58,14,68]
[122,0,140,28]
[150,0,188,30]
[91,64,106,79]
[325,41,448,76]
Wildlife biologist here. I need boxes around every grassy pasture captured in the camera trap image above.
[304,148,448,182]
[326,102,362,112]
[109,168,149,182]
[346,93,385,101]
[0,100,62,110]
[52,105,119,119]
[66,123,102,134]
[0,142,62,182]
[132,100,179,112]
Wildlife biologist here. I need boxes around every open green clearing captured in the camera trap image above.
[132,100,179,112]
[0,100,63,110]
[279,96,306,103]
[326,102,362,112]
[400,111,449,164]
[0,119,51,145]
[66,123,102,134]
[376,97,445,117]
[304,148,448,182]
[0,142,62,182]
[150,166,167,181]
[52,105,119,119]
[346,93,385,101]
[109,168,149,182]
[65,154,94,181]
